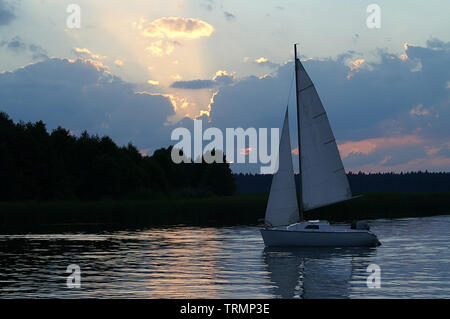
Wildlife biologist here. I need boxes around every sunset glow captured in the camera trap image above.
[0,0,448,173]
[338,135,424,159]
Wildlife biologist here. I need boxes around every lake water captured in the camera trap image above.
[1,215,449,298]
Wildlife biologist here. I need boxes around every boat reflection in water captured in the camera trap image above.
[262,246,377,298]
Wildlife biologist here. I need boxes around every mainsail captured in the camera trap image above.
[264,109,299,227]
[296,60,352,211]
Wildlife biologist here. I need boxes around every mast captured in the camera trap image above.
[294,44,304,221]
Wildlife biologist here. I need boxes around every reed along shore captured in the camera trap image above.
[0,192,449,230]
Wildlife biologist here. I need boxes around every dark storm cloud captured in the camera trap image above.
[1,39,449,172]
[208,39,450,172]
[0,58,175,150]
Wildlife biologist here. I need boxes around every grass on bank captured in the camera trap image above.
[0,193,449,230]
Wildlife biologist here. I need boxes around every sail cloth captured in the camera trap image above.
[264,109,300,227]
[296,60,353,211]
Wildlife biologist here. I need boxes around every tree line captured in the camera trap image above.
[234,171,450,194]
[2,112,447,201]
[0,112,235,201]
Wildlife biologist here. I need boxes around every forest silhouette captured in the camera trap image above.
[234,171,450,194]
[1,112,449,202]
[0,112,235,201]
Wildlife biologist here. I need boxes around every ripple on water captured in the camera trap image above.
[0,216,449,298]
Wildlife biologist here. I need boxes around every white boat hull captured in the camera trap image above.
[260,228,380,247]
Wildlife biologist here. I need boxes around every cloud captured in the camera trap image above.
[146,40,164,56]
[156,93,196,115]
[207,39,450,172]
[409,103,429,116]
[0,0,15,26]
[0,58,175,150]
[337,135,424,159]
[171,79,215,89]
[212,70,234,85]
[114,59,124,67]
[255,57,268,64]
[1,37,449,173]
[346,58,365,79]
[29,44,49,60]
[424,146,442,156]
[224,11,235,22]
[170,70,234,89]
[147,80,159,86]
[379,155,392,165]
[209,71,289,131]
[254,57,279,68]
[0,36,49,60]
[200,0,214,11]
[240,147,253,155]
[72,47,105,60]
[2,36,25,51]
[145,40,179,57]
[426,37,450,50]
[143,17,214,39]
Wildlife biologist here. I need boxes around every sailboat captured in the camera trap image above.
[260,44,380,247]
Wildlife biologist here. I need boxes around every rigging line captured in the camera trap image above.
[285,68,295,109]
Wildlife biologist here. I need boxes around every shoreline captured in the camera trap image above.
[0,192,449,231]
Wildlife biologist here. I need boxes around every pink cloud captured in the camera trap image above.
[424,146,442,156]
[290,137,448,173]
[410,103,429,116]
[338,135,424,159]
[379,155,392,165]
[240,147,253,155]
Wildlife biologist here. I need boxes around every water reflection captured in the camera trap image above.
[263,247,377,298]
[1,216,449,298]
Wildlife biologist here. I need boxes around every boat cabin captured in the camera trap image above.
[286,220,331,231]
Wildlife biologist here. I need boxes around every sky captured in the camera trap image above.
[0,0,449,173]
